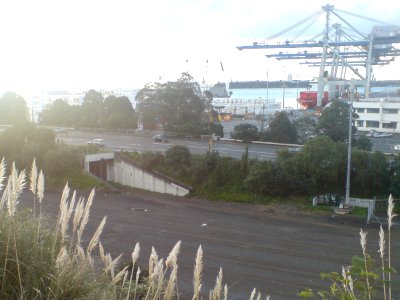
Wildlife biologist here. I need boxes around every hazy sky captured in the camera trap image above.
[0,0,399,93]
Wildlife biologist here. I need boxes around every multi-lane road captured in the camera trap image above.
[58,129,400,160]
[58,130,285,160]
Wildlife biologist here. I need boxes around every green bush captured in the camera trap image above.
[43,146,82,177]
[165,145,191,175]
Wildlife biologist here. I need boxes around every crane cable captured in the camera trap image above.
[290,14,322,43]
[265,9,324,41]
[334,8,394,26]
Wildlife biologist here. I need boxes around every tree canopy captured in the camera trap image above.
[317,101,358,142]
[262,112,298,143]
[230,123,259,141]
[39,90,137,130]
[39,99,75,126]
[0,92,29,124]
[136,73,221,135]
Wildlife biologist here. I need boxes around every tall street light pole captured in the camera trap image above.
[345,79,355,207]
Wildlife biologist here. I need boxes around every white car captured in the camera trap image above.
[394,144,400,151]
[373,132,393,138]
[86,139,105,146]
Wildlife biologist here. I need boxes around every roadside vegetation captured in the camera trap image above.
[0,159,398,299]
[126,138,400,202]
[0,123,104,190]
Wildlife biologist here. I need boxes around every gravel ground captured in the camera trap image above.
[20,188,400,300]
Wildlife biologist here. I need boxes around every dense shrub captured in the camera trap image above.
[230,123,259,141]
[165,145,191,176]
[140,151,165,170]
[43,146,82,177]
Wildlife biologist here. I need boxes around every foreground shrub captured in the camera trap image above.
[299,195,398,300]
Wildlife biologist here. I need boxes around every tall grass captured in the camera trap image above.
[299,196,398,299]
[0,158,272,299]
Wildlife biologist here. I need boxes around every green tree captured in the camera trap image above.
[103,95,137,129]
[293,116,317,143]
[354,134,372,151]
[261,112,298,143]
[390,154,400,197]
[136,73,219,135]
[317,101,358,142]
[39,99,75,126]
[79,89,104,128]
[298,136,346,195]
[231,123,259,141]
[0,92,29,124]
[351,150,390,197]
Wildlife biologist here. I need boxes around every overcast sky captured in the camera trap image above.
[0,0,399,93]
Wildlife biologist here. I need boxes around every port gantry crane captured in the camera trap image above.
[237,4,400,107]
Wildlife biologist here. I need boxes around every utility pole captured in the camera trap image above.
[345,78,355,207]
[282,66,286,109]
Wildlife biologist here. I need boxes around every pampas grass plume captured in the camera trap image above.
[193,245,203,300]
[37,169,44,204]
[87,216,107,255]
[0,157,6,192]
[166,240,181,269]
[29,158,37,196]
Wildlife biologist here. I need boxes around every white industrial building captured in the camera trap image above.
[212,98,281,115]
[353,97,400,133]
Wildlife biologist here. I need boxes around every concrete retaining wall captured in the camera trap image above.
[85,152,190,197]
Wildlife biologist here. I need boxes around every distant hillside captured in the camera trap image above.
[229,80,311,89]
[369,80,400,87]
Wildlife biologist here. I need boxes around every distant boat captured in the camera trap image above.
[208,82,231,98]
[298,91,329,109]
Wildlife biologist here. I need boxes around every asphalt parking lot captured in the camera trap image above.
[370,133,400,154]
[21,188,400,300]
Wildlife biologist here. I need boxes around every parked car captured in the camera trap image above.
[394,144,400,151]
[373,132,393,138]
[86,138,105,146]
[152,134,169,143]
[367,130,393,138]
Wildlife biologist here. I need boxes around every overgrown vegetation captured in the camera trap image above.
[1,158,399,299]
[0,158,269,299]
[299,195,398,299]
[125,137,399,201]
[0,123,104,190]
